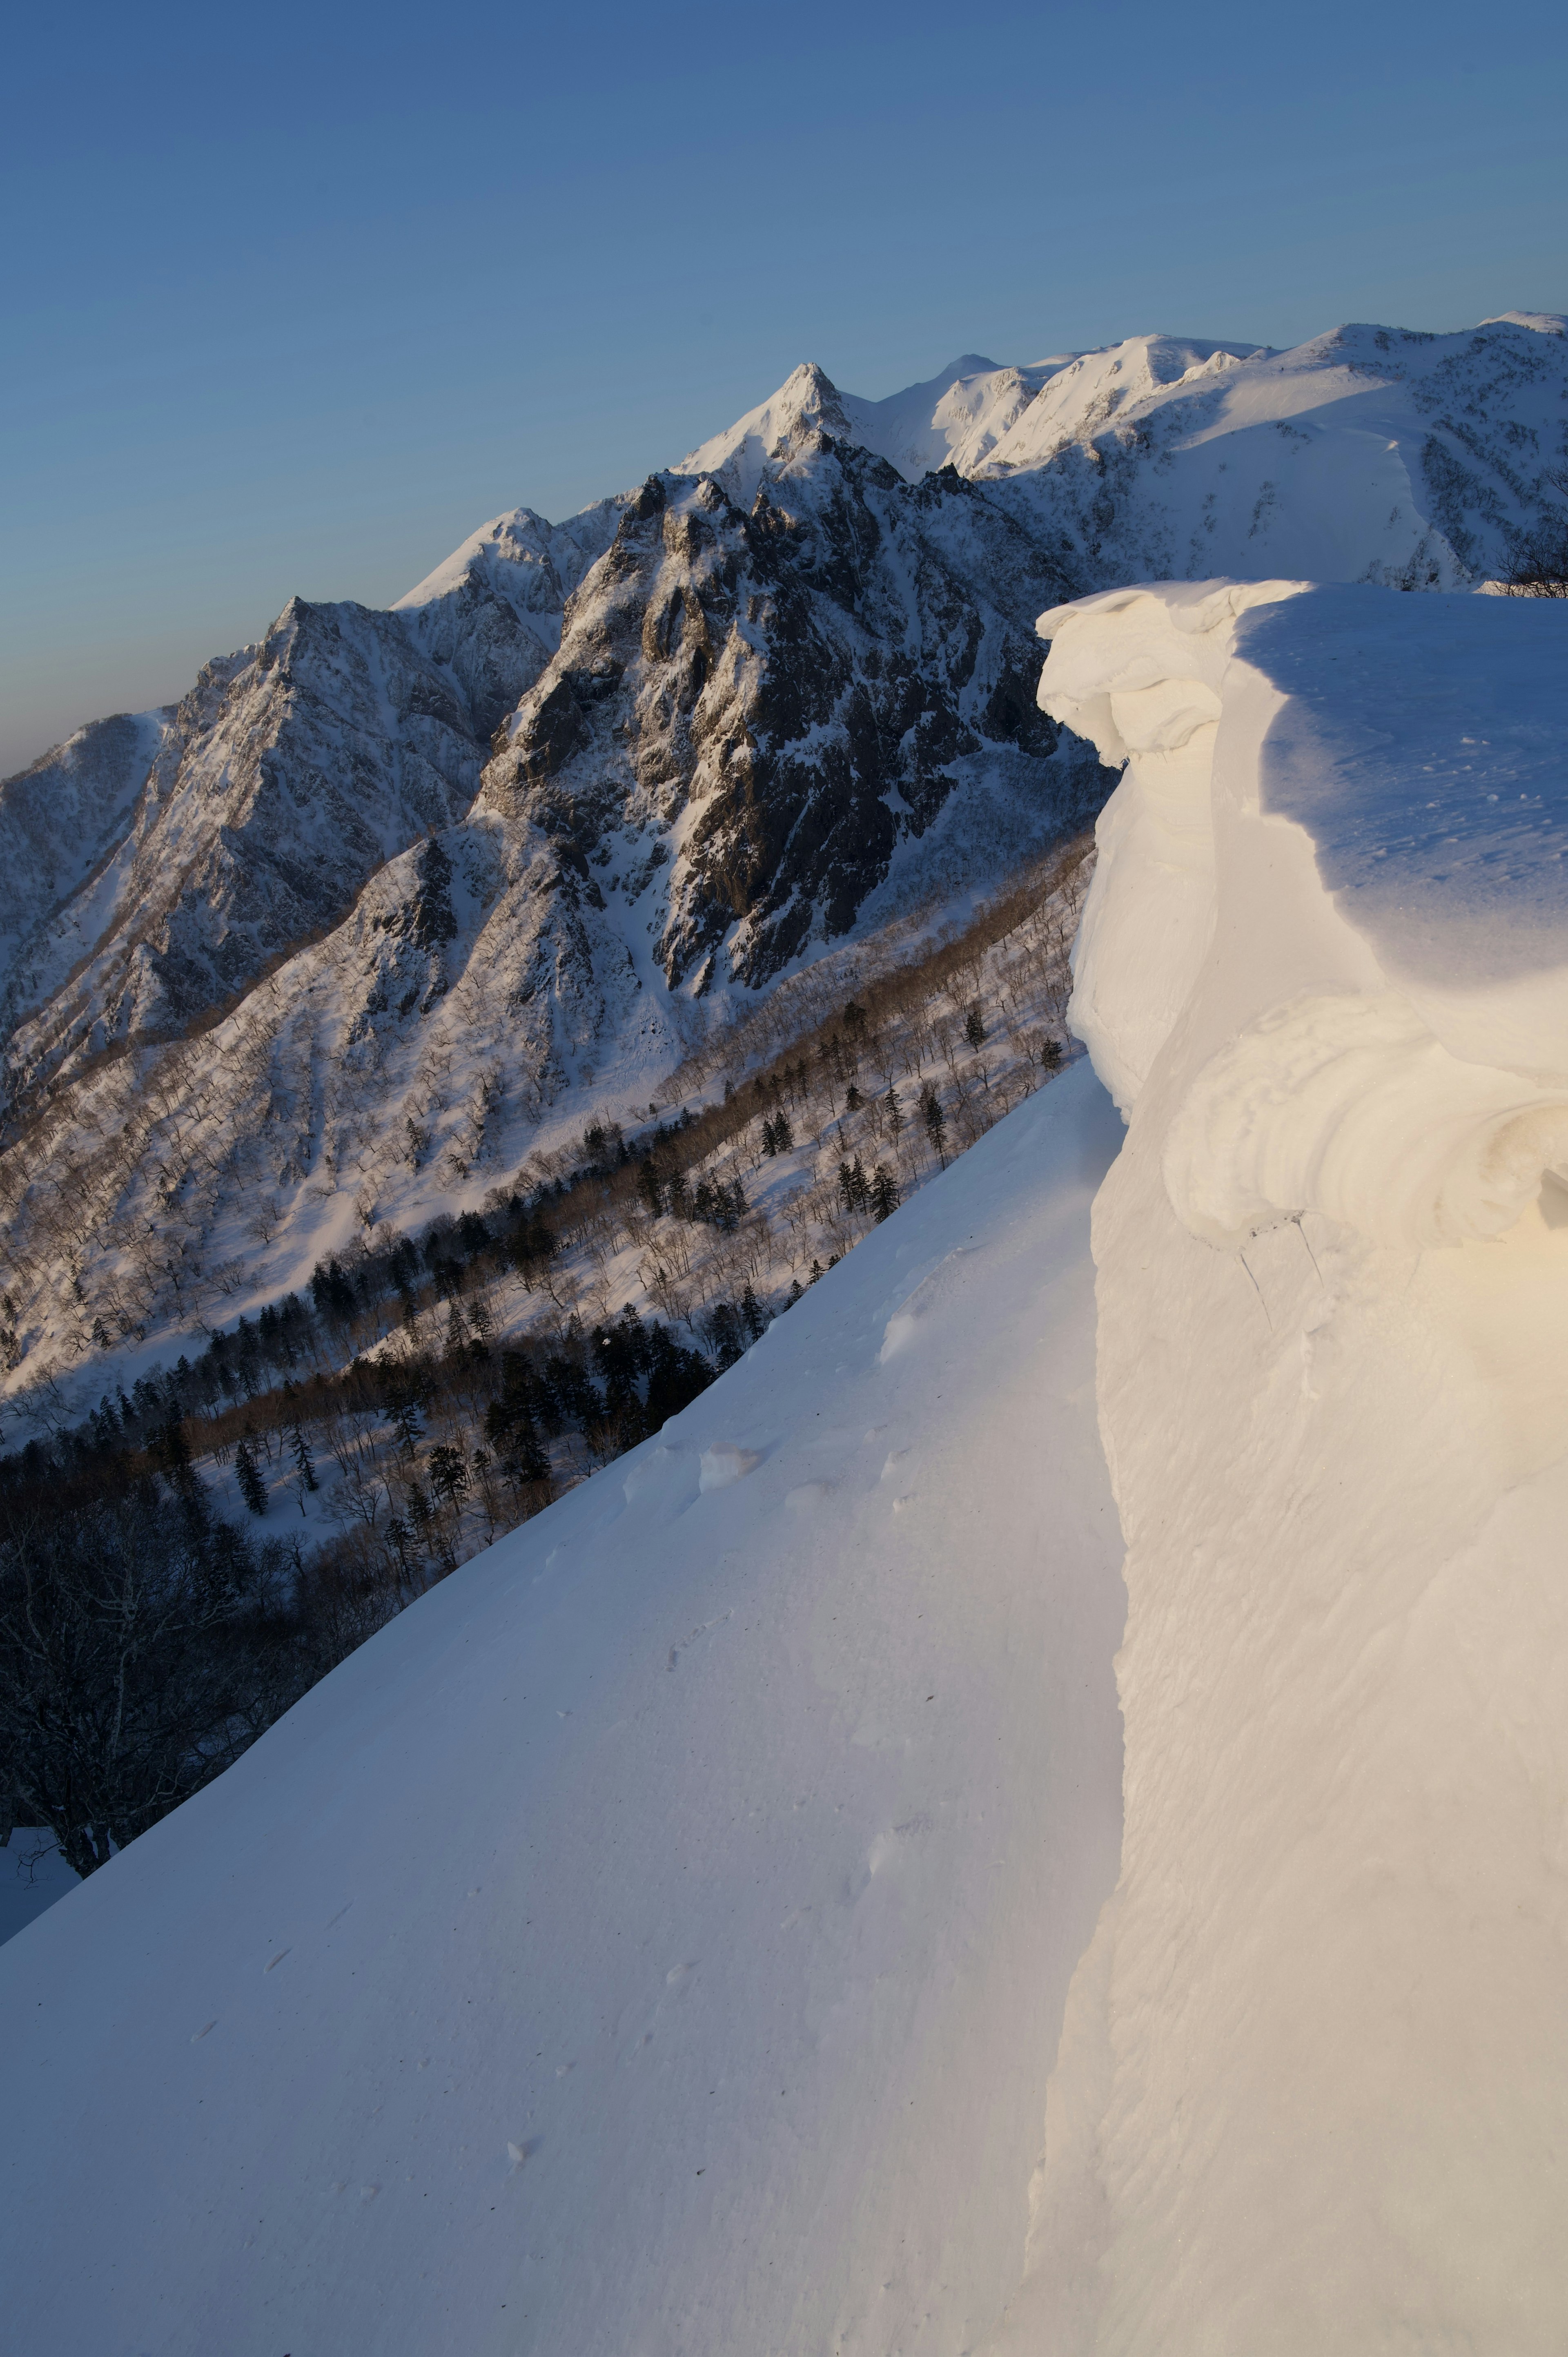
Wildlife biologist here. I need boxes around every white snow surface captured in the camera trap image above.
[0,1062,1126,2357]
[995,579,1568,2350]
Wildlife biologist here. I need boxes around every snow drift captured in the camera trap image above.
[0,1062,1126,2357]
[994,579,1568,2350]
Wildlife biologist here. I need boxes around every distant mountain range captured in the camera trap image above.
[2,311,1564,1407]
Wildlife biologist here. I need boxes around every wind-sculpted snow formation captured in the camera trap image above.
[990,578,1568,2350]
[0,1061,1128,2357]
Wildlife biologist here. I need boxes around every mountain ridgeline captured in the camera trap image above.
[1,313,1566,1406]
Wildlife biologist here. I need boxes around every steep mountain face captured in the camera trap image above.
[0,499,638,1125]
[0,709,174,1024]
[0,430,1100,1396]
[487,426,1082,993]
[2,605,483,1112]
[1,310,1564,1405]
[391,497,627,737]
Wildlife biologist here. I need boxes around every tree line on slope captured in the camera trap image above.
[0,837,1088,1878]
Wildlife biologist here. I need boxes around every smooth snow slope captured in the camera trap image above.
[996,581,1568,2353]
[0,1063,1125,2357]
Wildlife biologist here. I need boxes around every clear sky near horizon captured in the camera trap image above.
[3,0,1565,776]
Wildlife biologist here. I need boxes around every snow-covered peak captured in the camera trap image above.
[674,361,852,503]
[978,334,1263,471]
[836,352,1048,479]
[394,502,620,618]
[393,506,558,614]
[672,352,1074,498]
[1480,309,1567,336]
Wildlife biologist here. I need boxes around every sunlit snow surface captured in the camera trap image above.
[1247,587,1568,986]
[0,1065,1125,2357]
[1002,579,1568,2353]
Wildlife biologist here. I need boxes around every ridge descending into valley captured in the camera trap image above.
[1,312,1564,1422]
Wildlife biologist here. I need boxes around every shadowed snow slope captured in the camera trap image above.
[0,1061,1125,2357]
[995,582,1568,2353]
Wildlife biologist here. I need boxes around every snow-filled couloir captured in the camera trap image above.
[991,578,1568,2352]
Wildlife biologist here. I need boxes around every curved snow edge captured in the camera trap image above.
[1037,580,1568,1252]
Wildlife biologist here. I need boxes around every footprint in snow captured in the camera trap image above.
[699,1441,760,1492]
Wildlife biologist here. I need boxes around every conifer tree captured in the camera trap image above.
[921,1082,948,1168]
[871,1164,901,1222]
[390,1397,423,1458]
[428,1444,469,1506]
[234,1439,267,1518]
[965,1005,987,1050]
[289,1423,318,1492]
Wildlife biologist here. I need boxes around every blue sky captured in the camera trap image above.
[4,0,1565,774]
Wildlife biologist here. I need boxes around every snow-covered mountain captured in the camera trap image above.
[7,575,1568,2352]
[1,311,1564,1407]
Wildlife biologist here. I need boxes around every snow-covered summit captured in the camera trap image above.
[675,351,1085,495]
[674,359,854,503]
[689,314,1568,593]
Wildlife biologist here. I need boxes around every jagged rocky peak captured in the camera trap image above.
[483,434,1086,995]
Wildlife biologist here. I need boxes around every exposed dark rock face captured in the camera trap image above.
[489,434,1092,994]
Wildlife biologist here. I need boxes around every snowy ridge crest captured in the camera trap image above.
[1041,580,1568,1251]
[999,581,1568,2347]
